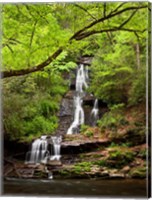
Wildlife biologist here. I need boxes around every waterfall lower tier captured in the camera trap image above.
[50,136,62,161]
[25,135,62,164]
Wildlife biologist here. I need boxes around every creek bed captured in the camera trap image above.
[3,178,147,198]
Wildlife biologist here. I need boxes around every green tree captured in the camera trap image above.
[2,2,147,78]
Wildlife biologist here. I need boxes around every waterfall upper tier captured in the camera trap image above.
[67,64,89,135]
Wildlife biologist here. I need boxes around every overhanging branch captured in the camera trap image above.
[2,4,147,78]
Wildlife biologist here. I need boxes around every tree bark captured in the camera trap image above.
[136,43,140,70]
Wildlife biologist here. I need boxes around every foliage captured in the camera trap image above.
[93,160,106,167]
[2,2,147,144]
[80,124,90,133]
[97,103,128,130]
[109,142,132,148]
[72,162,92,173]
[108,147,135,167]
[138,149,147,159]
[89,22,147,106]
[128,68,146,105]
[80,125,94,137]
[3,71,68,142]
[83,129,94,137]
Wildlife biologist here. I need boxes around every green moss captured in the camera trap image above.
[80,124,90,133]
[83,130,94,137]
[138,149,147,159]
[107,147,135,168]
[93,160,106,167]
[129,167,147,178]
[72,162,92,174]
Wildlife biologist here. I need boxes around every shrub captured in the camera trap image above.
[97,103,128,130]
[72,162,92,173]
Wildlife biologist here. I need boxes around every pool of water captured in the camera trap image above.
[3,178,147,198]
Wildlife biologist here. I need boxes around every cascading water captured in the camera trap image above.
[50,136,62,161]
[25,135,62,164]
[90,99,99,126]
[67,64,88,134]
[25,135,50,164]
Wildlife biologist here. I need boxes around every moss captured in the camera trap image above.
[93,160,106,167]
[83,130,94,137]
[33,170,48,178]
[138,149,147,159]
[107,147,135,168]
[72,162,92,174]
[129,167,147,178]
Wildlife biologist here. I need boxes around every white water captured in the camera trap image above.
[26,135,49,164]
[76,64,88,93]
[90,99,99,126]
[50,136,62,161]
[67,64,88,134]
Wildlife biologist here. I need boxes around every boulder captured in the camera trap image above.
[47,160,62,166]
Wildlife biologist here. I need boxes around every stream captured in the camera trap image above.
[3,178,147,198]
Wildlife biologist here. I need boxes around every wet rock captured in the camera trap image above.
[64,91,75,99]
[35,164,46,171]
[100,170,109,177]
[47,160,62,166]
[58,98,74,116]
[120,166,131,173]
[16,168,34,178]
[109,173,125,179]
[33,170,48,178]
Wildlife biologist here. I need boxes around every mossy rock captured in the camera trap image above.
[129,167,147,178]
[33,170,48,178]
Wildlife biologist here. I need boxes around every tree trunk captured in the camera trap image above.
[136,43,140,70]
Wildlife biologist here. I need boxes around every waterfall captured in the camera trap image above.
[67,64,88,134]
[50,136,62,161]
[25,135,50,164]
[90,99,99,126]
[25,135,62,164]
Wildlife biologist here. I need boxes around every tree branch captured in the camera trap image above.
[2,48,63,78]
[29,20,38,49]
[75,28,146,41]
[70,5,147,41]
[74,4,97,20]
[110,2,127,14]
[118,9,138,29]
[2,4,147,78]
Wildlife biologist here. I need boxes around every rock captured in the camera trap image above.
[109,169,118,174]
[35,164,45,171]
[109,173,125,179]
[47,160,62,166]
[64,91,75,99]
[78,56,93,65]
[101,170,109,176]
[25,164,37,168]
[120,166,131,173]
[16,168,34,178]
[129,167,147,178]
